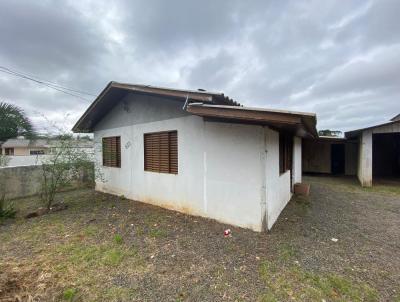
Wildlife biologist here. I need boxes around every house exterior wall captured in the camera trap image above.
[265,128,292,229]
[14,147,29,156]
[93,93,297,231]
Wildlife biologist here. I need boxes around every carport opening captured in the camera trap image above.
[373,133,400,179]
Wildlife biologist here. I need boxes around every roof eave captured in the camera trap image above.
[186,104,318,138]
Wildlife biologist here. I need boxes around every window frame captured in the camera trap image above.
[144,130,178,175]
[279,132,293,175]
[5,148,14,156]
[30,150,45,155]
[102,136,121,168]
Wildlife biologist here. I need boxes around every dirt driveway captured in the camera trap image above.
[1,176,399,301]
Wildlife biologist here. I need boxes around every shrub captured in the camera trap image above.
[0,195,16,219]
[40,134,97,210]
[114,234,123,244]
[63,288,77,301]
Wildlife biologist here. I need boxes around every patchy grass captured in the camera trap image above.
[113,234,123,244]
[306,175,400,196]
[149,227,168,238]
[62,288,77,301]
[1,178,400,301]
[259,260,378,301]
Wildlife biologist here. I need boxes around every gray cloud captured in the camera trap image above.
[0,0,399,133]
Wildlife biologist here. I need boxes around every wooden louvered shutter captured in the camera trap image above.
[144,131,178,174]
[102,136,121,167]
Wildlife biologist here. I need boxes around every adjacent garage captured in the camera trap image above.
[303,115,400,187]
[372,133,400,178]
[302,137,357,176]
[344,116,400,186]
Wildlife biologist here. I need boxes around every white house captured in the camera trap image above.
[73,82,317,231]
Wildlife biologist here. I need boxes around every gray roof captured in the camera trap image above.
[2,138,50,148]
[391,114,400,122]
[345,119,400,138]
[2,139,31,148]
[72,81,241,133]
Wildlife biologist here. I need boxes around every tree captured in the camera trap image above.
[318,129,342,137]
[0,102,35,141]
[40,134,96,210]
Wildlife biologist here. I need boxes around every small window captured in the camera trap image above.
[30,150,45,155]
[5,148,14,156]
[102,136,121,167]
[279,133,293,174]
[144,131,178,174]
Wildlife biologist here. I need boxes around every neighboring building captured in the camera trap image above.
[73,82,318,231]
[345,116,400,187]
[0,137,94,167]
[303,115,400,187]
[0,138,49,156]
[302,136,358,176]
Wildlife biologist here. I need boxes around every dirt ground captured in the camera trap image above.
[1,176,400,301]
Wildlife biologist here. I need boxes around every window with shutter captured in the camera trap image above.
[144,131,178,174]
[102,136,121,168]
[279,133,293,174]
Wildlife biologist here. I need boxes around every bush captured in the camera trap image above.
[0,195,16,219]
[114,234,123,244]
[63,288,77,301]
[40,134,96,210]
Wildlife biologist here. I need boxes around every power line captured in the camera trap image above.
[0,65,97,101]
[0,66,96,96]
[0,68,92,101]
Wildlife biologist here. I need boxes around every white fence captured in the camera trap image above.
[2,152,94,168]
[3,155,52,167]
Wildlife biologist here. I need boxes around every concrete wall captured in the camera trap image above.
[357,131,373,187]
[3,155,52,167]
[0,166,43,199]
[93,93,298,232]
[0,165,93,199]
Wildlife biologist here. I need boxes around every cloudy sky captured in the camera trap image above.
[0,0,399,134]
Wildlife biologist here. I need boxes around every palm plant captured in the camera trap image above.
[0,102,35,141]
